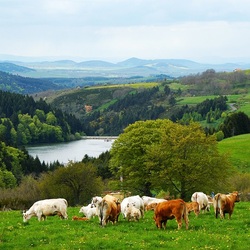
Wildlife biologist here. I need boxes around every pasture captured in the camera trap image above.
[218,133,250,171]
[0,202,249,250]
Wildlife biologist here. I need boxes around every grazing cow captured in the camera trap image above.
[79,204,97,219]
[23,198,68,222]
[206,195,214,208]
[145,202,158,211]
[191,192,210,212]
[142,196,166,208]
[121,195,144,219]
[125,202,142,221]
[99,198,121,226]
[213,191,240,219]
[186,201,200,216]
[72,216,89,221]
[92,194,121,226]
[154,199,189,230]
[91,196,103,223]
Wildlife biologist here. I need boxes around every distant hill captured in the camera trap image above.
[1,57,250,78]
[0,71,64,94]
[0,62,35,73]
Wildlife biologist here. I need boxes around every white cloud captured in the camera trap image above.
[0,0,250,62]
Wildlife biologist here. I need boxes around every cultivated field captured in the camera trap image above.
[0,202,249,250]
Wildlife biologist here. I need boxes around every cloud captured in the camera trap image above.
[0,0,250,62]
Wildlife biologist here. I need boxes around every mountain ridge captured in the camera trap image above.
[0,57,249,78]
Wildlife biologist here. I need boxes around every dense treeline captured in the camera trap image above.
[0,90,84,146]
[81,87,167,135]
[180,69,250,95]
[0,140,62,188]
[81,88,231,136]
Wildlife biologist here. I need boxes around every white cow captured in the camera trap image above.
[121,195,144,219]
[79,204,97,219]
[142,196,166,208]
[23,198,68,222]
[126,202,142,221]
[191,192,210,212]
[91,196,103,223]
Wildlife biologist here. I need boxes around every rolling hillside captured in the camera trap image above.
[0,70,64,94]
[218,134,250,171]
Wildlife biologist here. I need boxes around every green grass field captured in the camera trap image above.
[218,134,250,171]
[0,203,249,250]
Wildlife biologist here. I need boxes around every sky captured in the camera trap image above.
[1,0,250,63]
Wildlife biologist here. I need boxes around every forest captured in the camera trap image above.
[0,90,83,146]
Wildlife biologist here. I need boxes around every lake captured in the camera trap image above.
[26,139,115,164]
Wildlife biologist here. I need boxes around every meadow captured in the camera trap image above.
[0,202,249,250]
[218,134,250,171]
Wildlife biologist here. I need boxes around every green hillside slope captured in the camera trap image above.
[218,133,250,172]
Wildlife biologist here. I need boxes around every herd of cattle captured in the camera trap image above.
[22,191,240,230]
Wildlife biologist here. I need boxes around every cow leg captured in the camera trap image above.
[220,209,224,219]
[37,211,43,221]
[155,217,162,229]
[176,216,182,230]
[215,208,219,218]
[162,220,167,230]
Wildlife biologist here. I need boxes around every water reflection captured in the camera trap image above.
[26,139,114,164]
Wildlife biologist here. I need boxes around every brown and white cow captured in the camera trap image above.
[126,202,142,221]
[186,201,200,216]
[145,202,158,211]
[153,199,189,230]
[95,194,121,226]
[213,191,240,219]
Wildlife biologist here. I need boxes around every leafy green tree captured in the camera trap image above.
[34,109,46,122]
[39,162,104,205]
[110,120,233,199]
[46,111,57,125]
[110,119,171,196]
[0,169,17,188]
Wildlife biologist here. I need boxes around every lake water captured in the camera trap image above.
[26,139,114,164]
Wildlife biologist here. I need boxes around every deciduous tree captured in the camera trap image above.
[110,120,233,200]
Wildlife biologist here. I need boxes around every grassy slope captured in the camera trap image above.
[218,133,250,171]
[0,204,249,250]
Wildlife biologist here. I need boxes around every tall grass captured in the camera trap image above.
[1,203,249,250]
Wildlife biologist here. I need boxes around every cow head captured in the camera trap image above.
[232,191,240,202]
[22,211,32,222]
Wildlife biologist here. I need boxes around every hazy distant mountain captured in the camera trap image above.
[0,62,35,73]
[1,56,250,78]
[77,60,116,68]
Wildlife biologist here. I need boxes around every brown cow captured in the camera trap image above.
[72,216,89,221]
[98,195,121,226]
[213,191,240,219]
[186,201,200,216]
[153,199,189,230]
